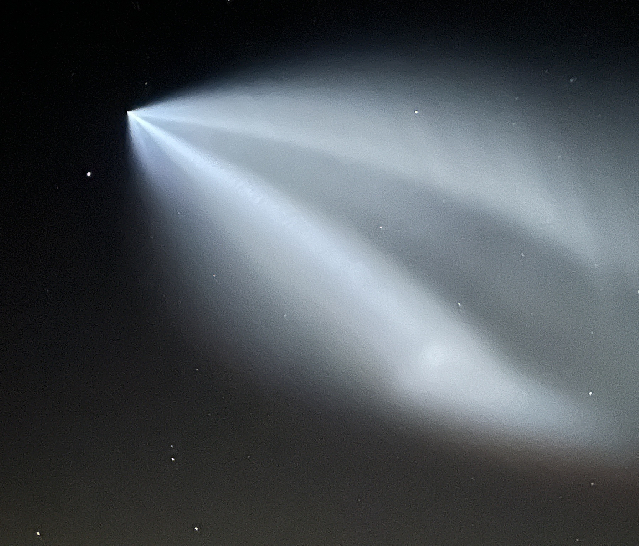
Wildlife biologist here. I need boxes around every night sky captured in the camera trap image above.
[3,1,639,544]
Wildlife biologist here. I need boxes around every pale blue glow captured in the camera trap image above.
[127,55,639,465]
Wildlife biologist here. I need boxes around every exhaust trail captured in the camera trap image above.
[127,54,639,467]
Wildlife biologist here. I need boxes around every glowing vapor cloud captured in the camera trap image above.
[127,56,639,464]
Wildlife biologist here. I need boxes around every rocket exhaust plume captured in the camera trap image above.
[127,52,639,469]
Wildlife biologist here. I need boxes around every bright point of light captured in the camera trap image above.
[127,53,639,467]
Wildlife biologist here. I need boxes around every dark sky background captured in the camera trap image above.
[3,1,639,544]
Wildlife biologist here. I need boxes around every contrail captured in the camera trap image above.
[127,53,639,467]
